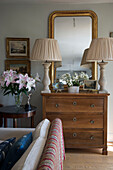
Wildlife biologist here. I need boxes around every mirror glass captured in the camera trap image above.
[54,16,92,79]
[49,10,98,86]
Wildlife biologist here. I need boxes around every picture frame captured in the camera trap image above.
[109,32,113,37]
[83,80,97,90]
[5,60,31,75]
[52,82,64,92]
[6,38,30,59]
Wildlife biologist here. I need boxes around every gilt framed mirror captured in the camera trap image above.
[49,10,98,86]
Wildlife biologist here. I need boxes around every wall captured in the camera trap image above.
[0,2,113,141]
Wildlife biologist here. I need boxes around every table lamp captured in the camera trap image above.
[86,38,113,93]
[31,38,62,93]
[81,48,92,69]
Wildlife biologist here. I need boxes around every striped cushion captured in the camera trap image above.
[38,118,65,170]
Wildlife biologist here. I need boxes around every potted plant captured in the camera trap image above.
[78,72,89,86]
[59,73,80,93]
[59,72,89,93]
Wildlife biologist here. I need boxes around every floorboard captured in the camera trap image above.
[63,143,113,170]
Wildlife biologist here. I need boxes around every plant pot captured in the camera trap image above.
[68,86,79,93]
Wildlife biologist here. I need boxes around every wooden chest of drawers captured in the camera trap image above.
[42,93,109,155]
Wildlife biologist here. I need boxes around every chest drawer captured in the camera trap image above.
[46,113,103,129]
[46,97,104,113]
[42,93,109,154]
[64,129,103,148]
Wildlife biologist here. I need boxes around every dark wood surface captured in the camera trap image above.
[42,92,109,155]
[0,105,37,128]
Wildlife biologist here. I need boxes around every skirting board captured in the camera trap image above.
[108,133,113,142]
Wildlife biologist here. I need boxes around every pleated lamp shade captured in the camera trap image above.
[81,48,92,69]
[31,38,62,62]
[86,38,113,61]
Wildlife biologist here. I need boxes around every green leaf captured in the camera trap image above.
[3,91,11,96]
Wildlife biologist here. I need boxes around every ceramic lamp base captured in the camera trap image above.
[98,61,108,93]
[99,90,108,93]
[42,62,51,93]
[41,90,51,93]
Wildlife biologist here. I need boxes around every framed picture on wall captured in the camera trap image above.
[83,80,97,90]
[6,38,30,59]
[109,32,113,37]
[5,60,31,75]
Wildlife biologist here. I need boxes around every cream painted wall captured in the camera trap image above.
[0,3,113,141]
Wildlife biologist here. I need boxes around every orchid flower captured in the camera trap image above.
[59,72,79,87]
[78,72,89,80]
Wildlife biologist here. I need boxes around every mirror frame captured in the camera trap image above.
[49,10,98,86]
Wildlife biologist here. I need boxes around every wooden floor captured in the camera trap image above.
[63,143,113,170]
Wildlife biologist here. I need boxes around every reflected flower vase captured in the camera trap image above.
[14,93,23,107]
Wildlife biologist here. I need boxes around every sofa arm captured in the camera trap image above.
[38,118,65,170]
[0,127,35,140]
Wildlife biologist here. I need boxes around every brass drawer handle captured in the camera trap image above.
[55,104,59,108]
[73,133,77,137]
[90,120,95,124]
[90,104,95,108]
[90,136,94,140]
[73,101,77,106]
[73,117,77,122]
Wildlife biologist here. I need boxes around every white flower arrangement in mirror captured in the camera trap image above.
[59,72,89,87]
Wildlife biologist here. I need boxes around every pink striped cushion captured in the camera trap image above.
[37,118,65,170]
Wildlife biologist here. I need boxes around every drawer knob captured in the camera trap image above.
[90,120,95,124]
[90,104,95,108]
[73,133,77,137]
[73,101,77,106]
[55,104,59,108]
[90,136,94,140]
[73,117,77,122]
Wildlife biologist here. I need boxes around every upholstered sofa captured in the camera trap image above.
[0,118,65,170]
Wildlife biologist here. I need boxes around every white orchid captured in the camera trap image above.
[78,72,89,80]
[59,73,79,87]
[59,72,89,87]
